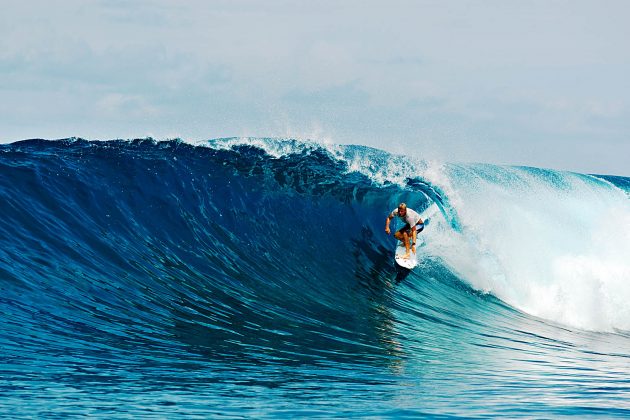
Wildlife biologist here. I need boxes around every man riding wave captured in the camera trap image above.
[385,203,424,259]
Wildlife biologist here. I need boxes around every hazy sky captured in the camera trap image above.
[1,0,628,174]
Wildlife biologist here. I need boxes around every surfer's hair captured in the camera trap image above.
[398,203,407,210]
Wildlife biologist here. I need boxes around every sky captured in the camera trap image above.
[1,0,629,175]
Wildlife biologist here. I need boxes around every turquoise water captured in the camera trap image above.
[1,138,629,417]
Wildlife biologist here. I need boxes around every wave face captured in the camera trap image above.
[1,138,629,417]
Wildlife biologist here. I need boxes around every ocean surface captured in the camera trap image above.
[1,137,629,418]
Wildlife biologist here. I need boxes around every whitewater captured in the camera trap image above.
[1,137,629,417]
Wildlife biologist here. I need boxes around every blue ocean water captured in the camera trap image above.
[1,137,629,417]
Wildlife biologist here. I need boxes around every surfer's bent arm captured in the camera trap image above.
[385,214,394,234]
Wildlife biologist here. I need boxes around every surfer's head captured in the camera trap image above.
[398,203,407,215]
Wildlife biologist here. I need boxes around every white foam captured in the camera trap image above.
[422,165,630,332]
[204,137,318,158]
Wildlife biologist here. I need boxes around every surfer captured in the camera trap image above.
[385,203,424,259]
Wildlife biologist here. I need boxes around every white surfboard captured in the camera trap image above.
[394,242,418,269]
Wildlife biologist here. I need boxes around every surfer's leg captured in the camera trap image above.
[402,229,410,258]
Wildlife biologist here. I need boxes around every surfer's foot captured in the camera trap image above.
[402,252,410,259]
